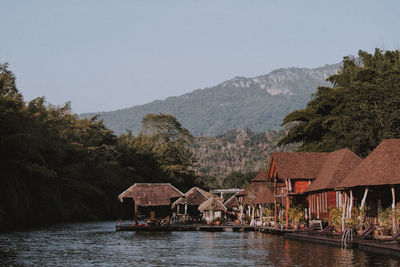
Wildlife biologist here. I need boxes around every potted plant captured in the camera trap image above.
[214,217,222,226]
[243,215,251,225]
[328,208,343,233]
[289,205,304,231]
[263,207,273,227]
[378,207,392,236]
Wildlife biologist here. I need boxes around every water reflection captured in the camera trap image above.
[0,222,399,266]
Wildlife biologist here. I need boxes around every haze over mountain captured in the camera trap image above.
[81,63,340,136]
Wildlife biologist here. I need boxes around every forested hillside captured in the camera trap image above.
[192,126,297,187]
[81,63,340,136]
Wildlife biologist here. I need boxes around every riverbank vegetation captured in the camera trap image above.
[0,63,201,230]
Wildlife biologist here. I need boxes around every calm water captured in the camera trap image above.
[0,221,399,266]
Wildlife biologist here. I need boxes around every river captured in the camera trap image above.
[0,221,399,266]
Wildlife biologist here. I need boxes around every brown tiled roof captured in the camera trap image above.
[118,183,184,206]
[251,171,268,182]
[171,187,221,207]
[198,197,227,212]
[252,185,275,204]
[339,139,400,188]
[224,194,239,208]
[306,148,362,192]
[269,152,330,179]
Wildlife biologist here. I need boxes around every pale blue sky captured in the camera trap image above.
[1,0,399,113]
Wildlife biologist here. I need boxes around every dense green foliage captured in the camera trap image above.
[221,171,257,189]
[81,64,339,136]
[279,49,400,157]
[0,64,199,230]
[191,126,297,187]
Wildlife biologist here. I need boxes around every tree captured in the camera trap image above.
[279,49,400,157]
[136,113,199,190]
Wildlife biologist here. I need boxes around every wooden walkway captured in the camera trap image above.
[116,223,256,232]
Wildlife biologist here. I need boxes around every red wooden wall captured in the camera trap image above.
[294,181,309,193]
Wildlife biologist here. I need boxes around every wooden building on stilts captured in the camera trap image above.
[305,149,362,221]
[118,183,184,222]
[236,171,275,225]
[252,184,275,226]
[198,197,227,222]
[267,152,329,228]
[337,139,400,233]
[171,187,222,222]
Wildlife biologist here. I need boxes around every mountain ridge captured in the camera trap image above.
[81,62,341,136]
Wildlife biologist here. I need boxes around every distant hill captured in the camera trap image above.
[191,126,298,185]
[81,63,340,136]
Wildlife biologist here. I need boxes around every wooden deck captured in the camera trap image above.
[116,223,256,232]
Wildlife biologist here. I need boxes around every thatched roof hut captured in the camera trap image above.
[224,193,239,209]
[252,185,275,204]
[171,187,220,208]
[118,183,184,206]
[198,197,227,212]
[339,139,400,188]
[241,182,274,205]
[251,171,268,182]
[306,148,362,192]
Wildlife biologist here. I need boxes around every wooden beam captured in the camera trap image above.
[285,178,289,228]
[341,192,346,231]
[134,203,138,223]
[349,190,353,219]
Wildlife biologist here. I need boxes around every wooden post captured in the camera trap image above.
[184,203,188,221]
[274,197,277,228]
[177,205,180,215]
[392,186,396,232]
[259,204,263,225]
[273,173,277,228]
[341,192,346,231]
[240,204,243,223]
[348,190,353,219]
[285,179,290,228]
[251,205,255,226]
[360,188,369,210]
[316,194,320,219]
[134,203,138,224]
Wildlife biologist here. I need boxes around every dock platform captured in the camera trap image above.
[116,223,256,232]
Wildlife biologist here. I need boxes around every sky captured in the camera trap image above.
[1,0,400,113]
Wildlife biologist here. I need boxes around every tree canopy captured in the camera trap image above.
[279,49,400,157]
[0,64,201,230]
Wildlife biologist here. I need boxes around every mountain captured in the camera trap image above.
[81,63,340,136]
[191,126,298,185]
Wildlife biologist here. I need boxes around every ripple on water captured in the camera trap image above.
[0,221,400,266]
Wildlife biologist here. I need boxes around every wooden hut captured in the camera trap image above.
[236,171,275,225]
[171,187,220,221]
[305,149,362,220]
[267,152,329,228]
[338,139,400,232]
[198,197,227,222]
[252,185,275,226]
[224,193,239,210]
[118,183,184,221]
